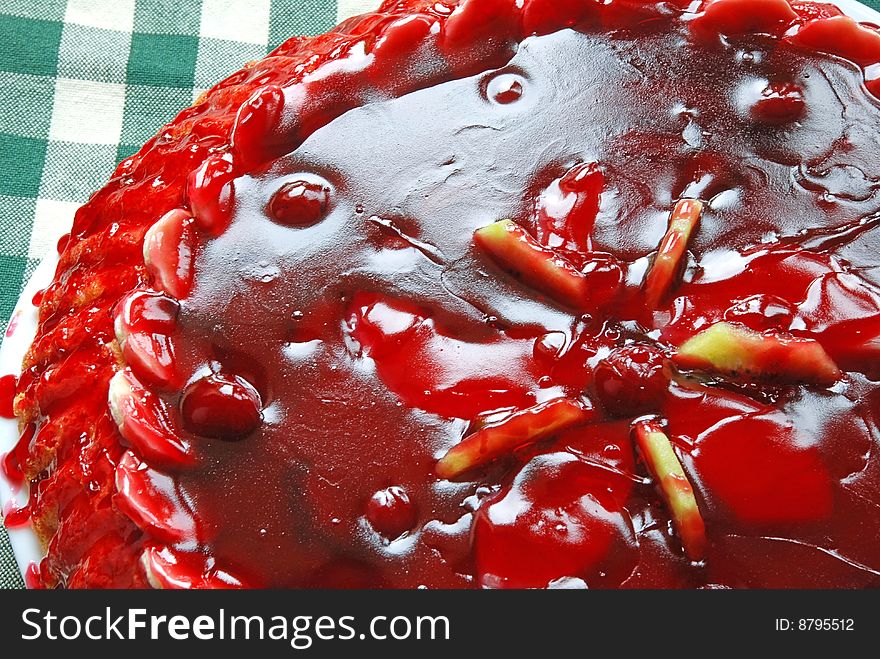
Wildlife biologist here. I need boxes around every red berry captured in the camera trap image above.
[268,178,331,227]
[366,486,417,539]
[751,82,806,125]
[594,344,668,417]
[180,374,262,441]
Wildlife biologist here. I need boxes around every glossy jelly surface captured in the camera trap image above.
[9,0,880,588]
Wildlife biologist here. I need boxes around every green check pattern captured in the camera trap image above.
[0,0,382,589]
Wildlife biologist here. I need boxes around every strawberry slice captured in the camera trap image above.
[674,321,842,385]
[475,219,591,310]
[108,370,195,469]
[643,199,702,309]
[436,397,594,479]
[186,154,236,236]
[632,419,706,562]
[787,16,880,67]
[114,291,181,389]
[140,545,246,589]
[143,209,196,299]
[114,451,197,543]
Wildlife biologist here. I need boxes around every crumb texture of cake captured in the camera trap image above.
[6,0,880,588]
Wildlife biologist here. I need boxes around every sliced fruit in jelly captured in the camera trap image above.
[108,370,195,469]
[643,199,702,309]
[673,321,841,384]
[632,419,706,562]
[231,85,285,171]
[690,412,834,526]
[143,208,195,299]
[186,154,236,236]
[114,451,197,543]
[475,219,591,310]
[113,290,181,389]
[696,0,797,37]
[141,545,246,589]
[787,15,880,67]
[436,397,593,479]
[474,452,637,588]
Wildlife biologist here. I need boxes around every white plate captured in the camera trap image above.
[2,0,879,585]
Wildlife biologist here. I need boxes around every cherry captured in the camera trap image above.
[751,82,806,125]
[366,486,417,539]
[594,344,668,417]
[268,178,332,227]
[180,374,262,441]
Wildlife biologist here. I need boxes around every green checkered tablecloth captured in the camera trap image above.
[0,0,383,589]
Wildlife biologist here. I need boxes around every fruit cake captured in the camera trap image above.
[4,0,880,588]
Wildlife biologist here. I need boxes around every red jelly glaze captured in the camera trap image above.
[750,82,806,124]
[0,374,16,418]
[3,502,31,529]
[11,0,880,589]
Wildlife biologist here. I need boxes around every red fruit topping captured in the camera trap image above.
[366,486,417,539]
[723,294,797,332]
[1,424,34,486]
[750,82,806,125]
[268,177,332,227]
[789,2,844,22]
[186,154,236,236]
[474,452,637,588]
[55,232,69,254]
[632,420,706,562]
[787,16,880,67]
[696,0,797,37]
[373,14,434,60]
[3,503,31,529]
[673,321,842,384]
[643,199,702,309]
[24,563,42,590]
[594,344,668,417]
[536,162,604,255]
[691,412,834,525]
[0,374,16,418]
[114,451,197,543]
[180,373,262,441]
[441,0,521,68]
[114,292,180,389]
[108,370,195,469]
[141,545,246,589]
[436,397,594,479]
[231,85,285,171]
[31,289,44,307]
[350,294,541,419]
[522,0,599,37]
[475,219,592,310]
[143,209,196,299]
